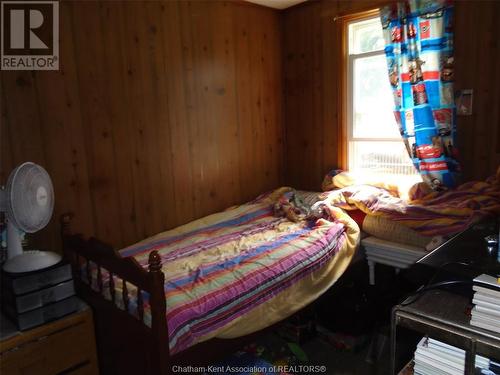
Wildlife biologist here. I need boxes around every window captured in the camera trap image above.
[346,15,418,177]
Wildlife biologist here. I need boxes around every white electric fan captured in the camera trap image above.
[1,162,61,273]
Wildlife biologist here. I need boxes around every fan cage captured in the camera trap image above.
[6,162,54,233]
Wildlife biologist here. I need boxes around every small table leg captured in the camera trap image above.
[368,260,375,286]
[465,340,476,374]
[390,309,398,375]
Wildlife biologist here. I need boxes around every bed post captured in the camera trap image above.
[148,251,170,374]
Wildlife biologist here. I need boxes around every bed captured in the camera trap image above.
[62,187,360,374]
[320,168,500,285]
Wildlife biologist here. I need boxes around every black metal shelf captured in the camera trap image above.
[391,290,500,374]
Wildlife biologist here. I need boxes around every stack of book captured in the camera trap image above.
[1,262,78,331]
[470,273,500,334]
[413,337,499,375]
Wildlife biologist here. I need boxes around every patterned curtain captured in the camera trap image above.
[380,0,461,190]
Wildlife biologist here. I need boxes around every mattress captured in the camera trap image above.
[85,188,360,354]
[362,215,432,248]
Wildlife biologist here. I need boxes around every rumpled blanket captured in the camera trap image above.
[286,167,500,237]
[317,168,500,236]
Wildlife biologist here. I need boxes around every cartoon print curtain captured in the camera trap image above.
[380,0,461,190]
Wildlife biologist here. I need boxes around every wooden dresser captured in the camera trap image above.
[0,307,99,375]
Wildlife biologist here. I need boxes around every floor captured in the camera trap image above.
[302,334,391,375]
[209,328,393,375]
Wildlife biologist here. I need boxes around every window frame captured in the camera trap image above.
[345,9,402,169]
[339,10,417,176]
[338,8,381,170]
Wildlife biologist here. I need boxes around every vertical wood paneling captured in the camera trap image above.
[98,1,138,245]
[0,80,13,183]
[283,5,303,187]
[233,4,254,201]
[321,0,340,178]
[0,1,284,251]
[2,72,46,166]
[166,1,198,223]
[248,5,265,194]
[212,2,240,207]
[177,1,201,217]
[454,0,500,181]
[32,0,95,250]
[283,0,500,190]
[70,2,124,247]
[144,2,178,232]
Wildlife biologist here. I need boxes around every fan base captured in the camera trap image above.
[3,251,62,274]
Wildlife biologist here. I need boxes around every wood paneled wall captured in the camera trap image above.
[283,0,500,190]
[0,1,284,251]
[453,0,500,181]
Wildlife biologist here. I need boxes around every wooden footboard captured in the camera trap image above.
[60,213,169,374]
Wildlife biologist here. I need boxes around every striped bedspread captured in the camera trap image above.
[322,169,500,236]
[92,188,359,354]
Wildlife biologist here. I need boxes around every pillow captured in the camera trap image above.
[322,169,423,200]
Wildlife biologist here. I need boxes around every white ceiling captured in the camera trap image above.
[245,0,307,10]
